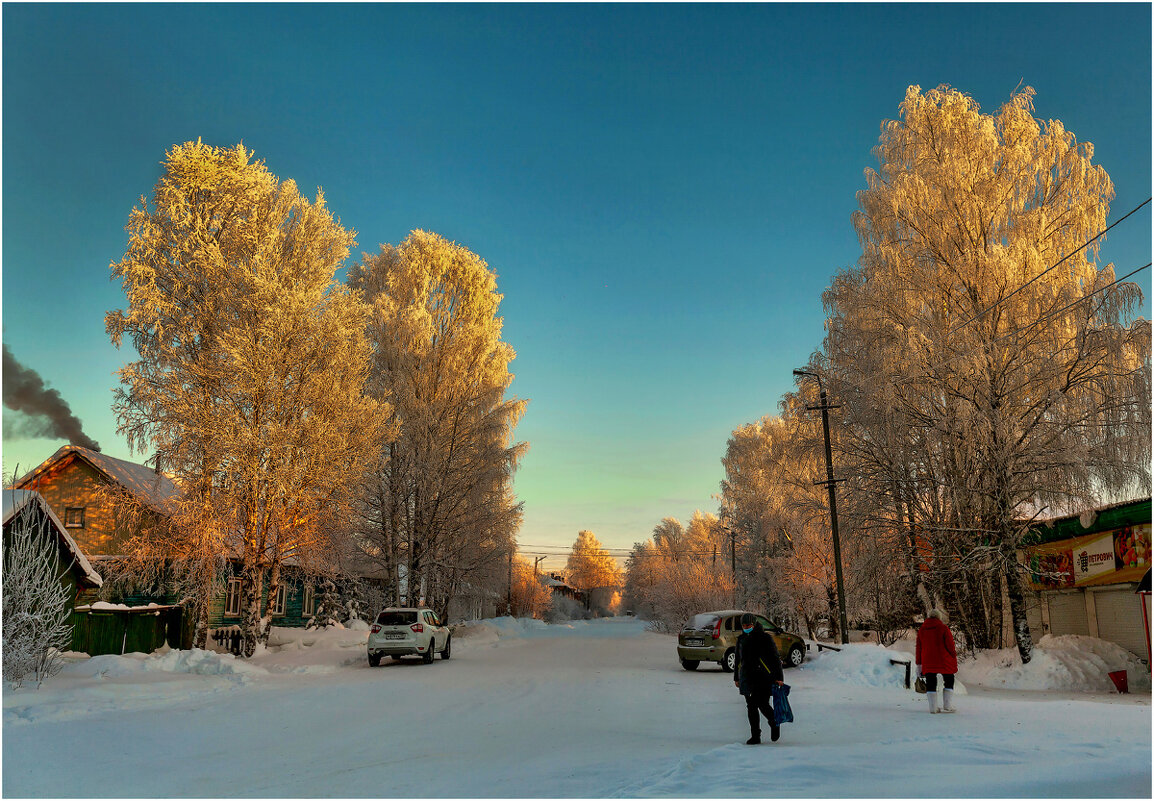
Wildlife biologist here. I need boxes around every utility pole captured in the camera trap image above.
[507,547,514,617]
[794,369,850,645]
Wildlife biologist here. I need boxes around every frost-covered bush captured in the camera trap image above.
[545,595,590,622]
[2,503,74,688]
[343,577,369,622]
[307,577,345,629]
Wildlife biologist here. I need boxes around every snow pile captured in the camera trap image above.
[803,642,960,691]
[4,648,266,727]
[960,634,1152,692]
[252,624,371,673]
[801,633,1151,695]
[451,615,554,645]
[64,647,268,679]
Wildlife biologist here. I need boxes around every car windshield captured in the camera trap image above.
[684,613,720,631]
[376,610,417,626]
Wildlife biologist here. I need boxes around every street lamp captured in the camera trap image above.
[793,368,850,645]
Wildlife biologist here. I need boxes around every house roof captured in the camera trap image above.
[15,445,179,515]
[2,489,103,587]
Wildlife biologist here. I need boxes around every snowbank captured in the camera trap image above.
[877,632,1151,693]
[778,632,1149,696]
[66,647,269,679]
[958,634,1152,692]
[803,642,957,691]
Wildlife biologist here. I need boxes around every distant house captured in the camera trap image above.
[445,581,502,623]
[542,572,582,602]
[2,488,104,604]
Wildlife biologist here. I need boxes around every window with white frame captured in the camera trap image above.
[270,584,287,616]
[302,585,316,618]
[224,578,242,616]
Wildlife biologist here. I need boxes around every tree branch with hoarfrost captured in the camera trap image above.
[2,502,74,688]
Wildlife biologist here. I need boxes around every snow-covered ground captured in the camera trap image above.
[3,617,1150,797]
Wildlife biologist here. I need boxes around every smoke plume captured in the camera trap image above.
[2,344,101,451]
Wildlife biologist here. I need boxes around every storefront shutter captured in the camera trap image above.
[1091,586,1146,660]
[1045,591,1089,637]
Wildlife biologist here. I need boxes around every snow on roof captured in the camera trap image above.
[17,445,179,515]
[2,489,103,587]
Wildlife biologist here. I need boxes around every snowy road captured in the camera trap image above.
[3,617,1150,797]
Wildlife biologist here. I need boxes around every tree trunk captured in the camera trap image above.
[192,558,214,650]
[262,560,282,644]
[1002,546,1033,664]
[241,562,265,658]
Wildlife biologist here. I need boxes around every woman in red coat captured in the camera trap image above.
[916,609,958,713]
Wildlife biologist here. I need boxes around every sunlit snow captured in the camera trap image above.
[3,617,1149,797]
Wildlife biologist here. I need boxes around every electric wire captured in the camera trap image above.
[947,196,1151,335]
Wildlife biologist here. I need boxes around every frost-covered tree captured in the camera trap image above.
[821,85,1151,661]
[107,140,392,655]
[348,230,526,620]
[622,514,733,631]
[719,409,855,640]
[3,499,75,688]
[509,556,553,619]
[565,530,622,600]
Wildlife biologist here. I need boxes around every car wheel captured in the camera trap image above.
[441,635,451,660]
[680,658,699,671]
[722,648,736,673]
[368,652,381,667]
[788,644,804,667]
[422,639,435,664]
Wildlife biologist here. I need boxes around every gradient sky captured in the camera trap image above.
[3,3,1151,569]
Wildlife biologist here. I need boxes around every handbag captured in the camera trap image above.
[914,676,927,694]
[771,682,794,725]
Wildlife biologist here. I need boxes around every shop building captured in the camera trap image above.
[1022,498,1151,666]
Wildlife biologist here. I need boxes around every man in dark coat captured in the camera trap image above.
[733,612,785,744]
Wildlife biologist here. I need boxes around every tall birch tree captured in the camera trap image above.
[823,85,1151,661]
[107,140,391,654]
[348,230,526,618]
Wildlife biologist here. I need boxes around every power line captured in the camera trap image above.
[948,196,1151,335]
[821,259,1151,401]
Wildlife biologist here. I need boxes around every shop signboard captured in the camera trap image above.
[1026,523,1151,590]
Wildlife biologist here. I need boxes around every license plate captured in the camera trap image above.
[685,639,704,647]
[385,633,405,640]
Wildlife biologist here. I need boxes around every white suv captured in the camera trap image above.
[368,607,451,666]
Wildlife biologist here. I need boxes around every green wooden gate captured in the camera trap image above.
[69,605,186,656]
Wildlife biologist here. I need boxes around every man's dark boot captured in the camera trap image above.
[746,733,760,745]
[770,725,780,742]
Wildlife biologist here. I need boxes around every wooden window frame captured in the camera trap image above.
[302,585,316,617]
[224,578,242,616]
[270,584,287,616]
[64,507,85,528]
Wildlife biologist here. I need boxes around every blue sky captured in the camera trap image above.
[3,3,1151,568]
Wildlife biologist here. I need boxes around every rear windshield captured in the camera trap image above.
[684,614,720,631]
[376,610,417,626]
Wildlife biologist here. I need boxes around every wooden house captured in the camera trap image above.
[13,445,177,557]
[2,488,104,604]
[13,447,329,649]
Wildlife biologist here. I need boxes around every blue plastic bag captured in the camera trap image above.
[771,682,794,725]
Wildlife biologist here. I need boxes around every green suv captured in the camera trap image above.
[676,609,806,672]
